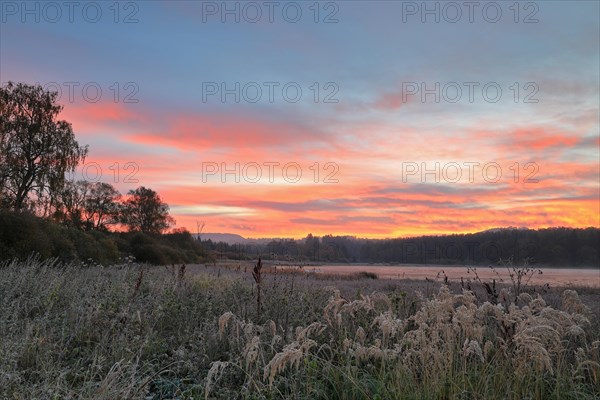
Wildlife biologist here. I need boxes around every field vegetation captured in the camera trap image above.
[1,257,598,399]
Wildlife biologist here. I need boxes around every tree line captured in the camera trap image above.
[202,228,599,267]
[0,82,202,264]
[1,81,173,234]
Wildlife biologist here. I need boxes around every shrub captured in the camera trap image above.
[357,271,378,280]
[0,211,204,265]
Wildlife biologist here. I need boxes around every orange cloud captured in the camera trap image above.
[504,128,581,151]
[51,99,598,239]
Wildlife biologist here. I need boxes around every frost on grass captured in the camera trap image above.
[212,285,600,397]
[1,258,597,399]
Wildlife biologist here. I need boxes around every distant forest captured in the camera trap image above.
[202,228,600,267]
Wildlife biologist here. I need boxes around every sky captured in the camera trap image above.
[1,0,599,238]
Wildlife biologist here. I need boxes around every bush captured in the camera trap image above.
[357,271,378,279]
[128,231,200,264]
[0,211,201,265]
[0,210,59,260]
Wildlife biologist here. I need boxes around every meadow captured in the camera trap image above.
[1,257,599,399]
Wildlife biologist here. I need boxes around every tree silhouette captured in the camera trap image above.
[121,186,174,234]
[0,82,87,211]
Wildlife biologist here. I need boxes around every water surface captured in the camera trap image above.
[299,264,600,287]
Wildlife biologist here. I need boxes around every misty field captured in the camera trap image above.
[1,258,599,399]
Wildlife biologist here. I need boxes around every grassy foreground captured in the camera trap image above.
[1,257,599,399]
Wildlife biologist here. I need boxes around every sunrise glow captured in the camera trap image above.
[2,1,598,238]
